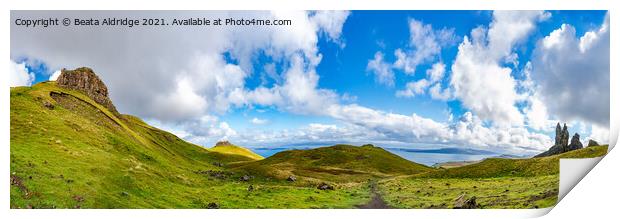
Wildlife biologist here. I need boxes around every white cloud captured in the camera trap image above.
[429,83,452,101]
[524,95,556,131]
[587,124,610,144]
[250,117,268,125]
[530,13,609,127]
[486,11,551,61]
[450,112,551,152]
[149,77,208,121]
[449,11,549,127]
[146,114,239,146]
[9,60,35,87]
[427,62,445,83]
[393,19,456,75]
[48,70,61,81]
[390,19,454,99]
[366,52,394,86]
[396,61,450,99]
[396,79,429,98]
[311,10,350,44]
[326,104,451,142]
[278,54,339,114]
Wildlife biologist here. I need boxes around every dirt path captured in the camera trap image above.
[356,180,391,209]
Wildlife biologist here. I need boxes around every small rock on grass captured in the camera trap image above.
[207,202,219,209]
[317,182,334,190]
[286,175,297,182]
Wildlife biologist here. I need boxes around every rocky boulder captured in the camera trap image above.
[207,202,219,209]
[317,182,334,190]
[587,139,600,147]
[56,67,118,114]
[567,133,584,151]
[453,194,480,209]
[239,175,251,182]
[286,175,297,182]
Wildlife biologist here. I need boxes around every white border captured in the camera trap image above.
[2,1,618,219]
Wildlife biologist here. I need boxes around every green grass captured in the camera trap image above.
[379,175,558,209]
[377,146,607,209]
[419,145,608,178]
[210,144,264,160]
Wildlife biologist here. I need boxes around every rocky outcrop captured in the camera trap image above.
[56,67,118,114]
[567,133,584,151]
[535,123,583,157]
[587,139,600,147]
[453,194,480,209]
[555,123,569,147]
[215,141,232,146]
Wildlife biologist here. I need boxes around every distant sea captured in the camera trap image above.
[250,146,508,167]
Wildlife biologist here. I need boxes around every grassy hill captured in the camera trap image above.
[377,146,608,209]
[231,144,433,183]
[419,145,608,178]
[210,144,264,160]
[11,82,373,209]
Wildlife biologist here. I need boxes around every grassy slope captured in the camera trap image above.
[10,82,370,208]
[210,144,264,160]
[380,175,559,209]
[419,145,608,178]
[379,146,608,209]
[232,144,433,183]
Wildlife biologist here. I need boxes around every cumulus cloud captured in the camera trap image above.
[9,60,35,87]
[429,83,452,101]
[397,61,452,100]
[366,52,395,86]
[250,117,268,125]
[524,95,556,131]
[145,114,238,146]
[311,10,350,44]
[530,13,609,127]
[427,62,446,83]
[388,19,455,99]
[449,11,549,127]
[450,112,551,152]
[396,79,429,98]
[393,19,456,75]
[326,104,451,141]
[587,124,610,144]
[48,70,61,81]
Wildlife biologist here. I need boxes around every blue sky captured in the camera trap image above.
[10,10,610,154]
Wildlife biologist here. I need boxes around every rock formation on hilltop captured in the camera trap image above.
[56,67,118,114]
[215,141,232,146]
[568,133,584,151]
[555,123,569,148]
[535,123,584,157]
